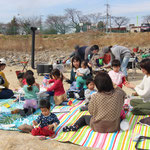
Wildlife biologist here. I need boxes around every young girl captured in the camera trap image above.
[17,70,39,89]
[46,69,66,105]
[63,71,126,133]
[108,59,126,88]
[18,99,60,137]
[80,78,96,111]
[76,61,90,89]
[11,75,39,116]
[125,58,150,115]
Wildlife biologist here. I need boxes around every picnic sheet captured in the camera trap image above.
[0,98,150,150]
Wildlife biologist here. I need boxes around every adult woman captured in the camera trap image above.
[102,45,131,79]
[65,56,91,90]
[63,71,126,133]
[125,58,150,115]
[0,58,14,99]
[65,56,81,90]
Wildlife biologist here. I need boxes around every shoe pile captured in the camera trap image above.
[63,125,78,132]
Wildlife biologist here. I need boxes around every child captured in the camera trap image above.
[46,69,66,105]
[17,72,25,87]
[42,74,50,88]
[0,58,14,99]
[108,59,126,88]
[76,61,90,89]
[80,79,96,111]
[17,70,39,89]
[11,75,39,116]
[125,58,150,115]
[63,71,126,133]
[18,99,60,137]
[25,70,40,89]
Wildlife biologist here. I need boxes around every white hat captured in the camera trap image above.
[0,58,6,65]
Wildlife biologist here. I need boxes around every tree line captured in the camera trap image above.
[0,8,150,35]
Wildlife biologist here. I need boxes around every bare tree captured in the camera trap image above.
[27,16,41,27]
[65,8,83,32]
[46,15,69,34]
[85,12,102,24]
[143,15,150,23]
[112,16,129,28]
[17,18,31,34]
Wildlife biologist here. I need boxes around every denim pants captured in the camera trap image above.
[120,57,130,77]
[0,89,14,99]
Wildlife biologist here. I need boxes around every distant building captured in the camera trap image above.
[130,26,141,33]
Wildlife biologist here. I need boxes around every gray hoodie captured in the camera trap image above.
[110,45,131,61]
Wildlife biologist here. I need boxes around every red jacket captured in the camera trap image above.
[118,77,126,88]
[47,79,65,96]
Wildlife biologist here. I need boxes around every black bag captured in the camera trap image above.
[67,89,85,100]
[138,117,150,126]
[67,91,75,98]
[78,88,85,100]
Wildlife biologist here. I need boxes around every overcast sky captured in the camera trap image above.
[1,0,150,25]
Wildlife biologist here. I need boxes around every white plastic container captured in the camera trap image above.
[120,119,129,131]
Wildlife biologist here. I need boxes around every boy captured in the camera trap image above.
[18,99,60,136]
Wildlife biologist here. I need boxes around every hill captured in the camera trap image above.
[0,31,150,53]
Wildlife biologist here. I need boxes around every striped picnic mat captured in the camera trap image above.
[1,98,150,149]
[52,103,150,150]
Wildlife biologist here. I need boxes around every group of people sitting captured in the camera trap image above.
[0,44,150,138]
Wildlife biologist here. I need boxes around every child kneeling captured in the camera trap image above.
[18,99,60,136]
[46,69,67,105]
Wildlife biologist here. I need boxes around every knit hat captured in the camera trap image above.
[0,58,6,65]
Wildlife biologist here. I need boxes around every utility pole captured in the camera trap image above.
[105,1,110,33]
[110,15,111,33]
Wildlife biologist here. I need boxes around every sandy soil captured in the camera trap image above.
[0,65,144,150]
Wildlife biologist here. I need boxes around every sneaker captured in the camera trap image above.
[70,125,78,131]
[63,126,71,132]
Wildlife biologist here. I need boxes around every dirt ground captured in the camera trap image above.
[0,65,144,150]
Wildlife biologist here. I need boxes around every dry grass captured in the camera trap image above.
[0,32,150,53]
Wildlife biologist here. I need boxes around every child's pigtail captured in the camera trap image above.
[27,85,32,91]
